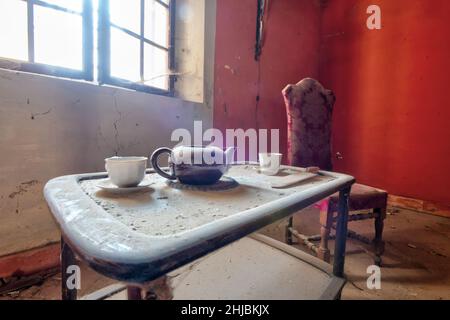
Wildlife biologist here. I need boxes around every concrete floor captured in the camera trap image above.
[263,206,450,300]
[1,206,449,300]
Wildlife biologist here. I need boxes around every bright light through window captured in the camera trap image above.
[0,0,172,93]
[110,27,141,82]
[0,0,28,61]
[109,0,170,90]
[145,0,169,48]
[0,0,83,70]
[43,0,82,12]
[34,5,83,70]
[110,0,140,34]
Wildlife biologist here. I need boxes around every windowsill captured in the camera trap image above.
[0,66,204,106]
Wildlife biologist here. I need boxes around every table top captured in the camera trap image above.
[44,164,354,284]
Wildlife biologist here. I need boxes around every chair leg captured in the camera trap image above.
[373,208,386,266]
[127,286,143,300]
[128,278,171,300]
[285,216,293,245]
[317,208,333,262]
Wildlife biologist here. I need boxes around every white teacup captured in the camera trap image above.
[259,153,283,176]
[105,156,147,188]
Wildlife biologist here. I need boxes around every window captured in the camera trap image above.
[0,0,174,95]
[99,0,174,94]
[0,0,93,80]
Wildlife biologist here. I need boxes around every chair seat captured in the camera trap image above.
[167,234,345,300]
[327,183,388,212]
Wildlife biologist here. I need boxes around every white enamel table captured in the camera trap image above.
[44,164,354,300]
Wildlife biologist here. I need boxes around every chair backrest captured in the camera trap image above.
[282,78,335,171]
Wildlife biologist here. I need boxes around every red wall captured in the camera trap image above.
[319,0,450,205]
[214,0,323,160]
[214,0,450,206]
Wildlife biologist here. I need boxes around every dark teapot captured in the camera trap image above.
[150,145,236,185]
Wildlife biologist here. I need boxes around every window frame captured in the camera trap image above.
[0,0,176,97]
[0,0,94,81]
[98,0,176,96]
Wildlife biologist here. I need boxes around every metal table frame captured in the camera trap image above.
[44,166,354,300]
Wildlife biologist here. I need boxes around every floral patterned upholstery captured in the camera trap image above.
[282,78,335,171]
[327,183,388,213]
[282,78,387,212]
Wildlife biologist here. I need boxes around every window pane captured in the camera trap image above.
[40,0,82,13]
[110,0,140,34]
[0,0,28,61]
[34,6,83,70]
[144,44,168,90]
[145,0,169,48]
[110,28,140,82]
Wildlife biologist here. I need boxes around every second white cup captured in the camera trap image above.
[259,153,283,176]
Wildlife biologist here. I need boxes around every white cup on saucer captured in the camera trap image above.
[105,156,147,188]
[259,153,283,176]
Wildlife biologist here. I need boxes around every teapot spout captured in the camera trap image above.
[224,147,236,165]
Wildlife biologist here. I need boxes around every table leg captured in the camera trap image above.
[127,286,143,300]
[333,187,351,277]
[61,236,78,300]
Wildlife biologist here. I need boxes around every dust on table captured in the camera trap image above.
[79,165,332,237]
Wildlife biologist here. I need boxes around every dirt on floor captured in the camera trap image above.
[1,206,449,300]
[262,206,450,300]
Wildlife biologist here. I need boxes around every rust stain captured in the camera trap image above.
[8,180,39,199]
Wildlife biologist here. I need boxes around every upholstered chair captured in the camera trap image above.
[282,78,387,266]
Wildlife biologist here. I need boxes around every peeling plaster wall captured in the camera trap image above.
[0,69,212,256]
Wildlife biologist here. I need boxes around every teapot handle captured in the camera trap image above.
[150,148,177,180]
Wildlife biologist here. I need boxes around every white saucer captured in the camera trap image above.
[96,179,153,194]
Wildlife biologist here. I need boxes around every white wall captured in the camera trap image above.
[0,0,216,258]
[0,68,213,256]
